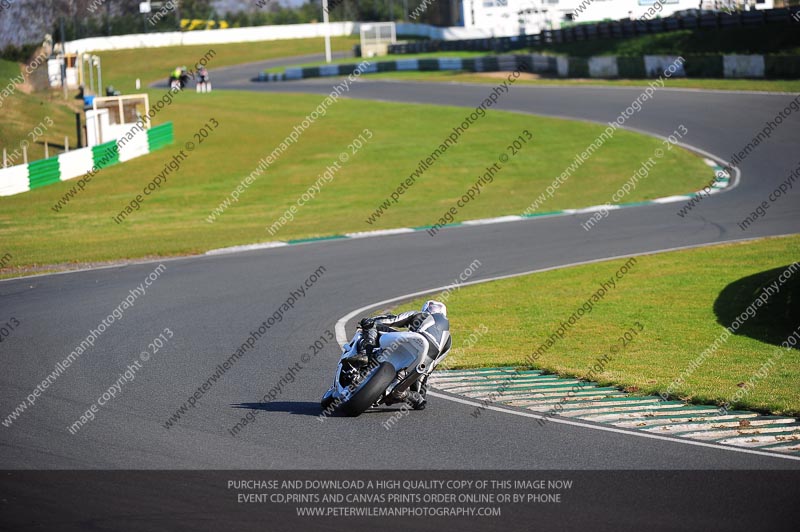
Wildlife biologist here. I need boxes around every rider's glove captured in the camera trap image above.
[363,328,378,352]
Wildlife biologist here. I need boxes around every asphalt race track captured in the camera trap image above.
[2,54,800,531]
[3,56,800,470]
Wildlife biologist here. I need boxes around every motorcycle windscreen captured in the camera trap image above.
[378,331,429,371]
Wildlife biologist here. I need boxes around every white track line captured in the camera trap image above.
[373,78,800,96]
[334,235,800,463]
[426,390,800,462]
[206,242,288,255]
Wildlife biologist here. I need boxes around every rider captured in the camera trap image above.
[354,300,451,410]
[197,65,210,92]
[169,67,181,89]
[179,66,190,89]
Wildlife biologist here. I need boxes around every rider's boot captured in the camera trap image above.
[409,377,428,410]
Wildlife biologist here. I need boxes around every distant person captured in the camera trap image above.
[179,66,190,89]
[169,67,181,90]
[196,66,211,93]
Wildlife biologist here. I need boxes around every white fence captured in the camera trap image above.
[64,22,508,53]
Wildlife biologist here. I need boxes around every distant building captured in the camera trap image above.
[421,0,467,26]
[459,0,775,36]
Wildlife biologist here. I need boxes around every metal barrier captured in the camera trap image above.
[387,8,797,56]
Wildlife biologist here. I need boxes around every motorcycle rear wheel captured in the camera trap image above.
[341,362,395,417]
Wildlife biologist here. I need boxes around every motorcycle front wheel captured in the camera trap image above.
[341,362,396,417]
[320,393,335,412]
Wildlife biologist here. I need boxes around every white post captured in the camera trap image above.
[65,135,69,152]
[3,148,7,168]
[62,56,68,101]
[44,141,49,159]
[95,56,102,94]
[86,54,95,94]
[322,0,332,63]
[22,145,28,164]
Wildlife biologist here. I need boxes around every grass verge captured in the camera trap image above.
[260,25,800,92]
[394,235,800,415]
[94,36,360,92]
[0,90,712,273]
[1,37,360,164]
[0,59,84,163]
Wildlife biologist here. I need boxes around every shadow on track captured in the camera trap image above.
[714,264,800,348]
[230,401,402,417]
[231,401,321,416]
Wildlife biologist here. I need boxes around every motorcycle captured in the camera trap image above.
[168,69,190,91]
[321,327,450,417]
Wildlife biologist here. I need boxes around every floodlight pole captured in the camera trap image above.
[322,0,332,63]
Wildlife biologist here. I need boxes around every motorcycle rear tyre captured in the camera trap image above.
[342,362,395,417]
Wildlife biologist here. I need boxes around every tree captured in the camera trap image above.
[180,0,213,19]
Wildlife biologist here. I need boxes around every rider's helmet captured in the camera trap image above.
[422,300,447,316]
